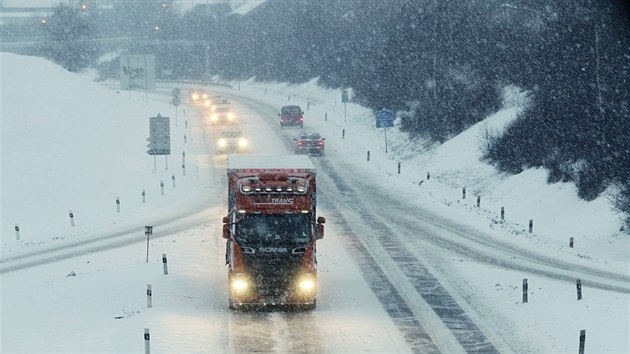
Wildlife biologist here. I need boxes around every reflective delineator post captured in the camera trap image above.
[522,278,528,303]
[116,197,120,213]
[172,175,176,188]
[147,284,152,308]
[144,328,151,354]
[462,187,466,200]
[160,181,164,195]
[145,226,153,263]
[570,237,574,248]
[576,279,582,300]
[142,189,146,204]
[69,210,75,226]
[162,254,168,275]
[529,219,534,233]
[501,207,505,220]
[15,224,20,240]
[477,196,481,208]
[579,330,586,354]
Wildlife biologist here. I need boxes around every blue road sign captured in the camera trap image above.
[376,109,394,128]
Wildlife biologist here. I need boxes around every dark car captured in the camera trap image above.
[279,105,304,128]
[294,133,325,155]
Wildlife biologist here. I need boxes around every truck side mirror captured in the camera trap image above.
[316,223,324,240]
[222,216,230,239]
[222,223,230,239]
[316,216,325,240]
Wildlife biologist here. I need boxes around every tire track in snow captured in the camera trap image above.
[317,158,500,354]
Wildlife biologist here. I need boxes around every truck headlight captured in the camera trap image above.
[211,114,218,122]
[231,274,249,293]
[238,138,248,147]
[218,139,226,147]
[297,275,316,291]
[228,112,235,120]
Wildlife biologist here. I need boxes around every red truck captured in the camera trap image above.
[222,155,325,310]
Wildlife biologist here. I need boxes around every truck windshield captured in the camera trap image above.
[235,214,310,246]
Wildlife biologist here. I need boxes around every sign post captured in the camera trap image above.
[375,109,394,153]
[147,114,171,172]
[341,89,349,122]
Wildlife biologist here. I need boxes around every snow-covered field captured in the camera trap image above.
[1,52,628,353]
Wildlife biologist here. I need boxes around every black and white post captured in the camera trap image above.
[529,219,534,233]
[15,223,20,240]
[144,328,151,354]
[147,284,152,308]
[501,207,505,220]
[69,210,75,226]
[160,181,164,195]
[162,254,168,275]
[477,196,481,208]
[579,329,586,354]
[462,187,466,200]
[522,278,528,303]
[570,237,574,248]
[145,226,153,263]
[172,174,176,188]
[142,189,146,204]
[577,279,582,300]
[116,197,120,213]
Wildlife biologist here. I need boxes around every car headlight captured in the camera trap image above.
[204,100,210,107]
[211,105,216,111]
[192,93,199,100]
[218,139,226,147]
[211,114,218,122]
[228,112,235,120]
[238,138,248,147]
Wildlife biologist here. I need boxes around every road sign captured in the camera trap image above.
[376,109,394,128]
[341,89,349,103]
[171,97,181,107]
[171,88,181,97]
[147,114,170,155]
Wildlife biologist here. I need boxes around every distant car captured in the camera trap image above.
[217,130,248,153]
[206,98,230,110]
[208,105,236,125]
[188,87,208,104]
[279,105,304,128]
[294,132,325,155]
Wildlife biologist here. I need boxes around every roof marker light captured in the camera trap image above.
[242,186,252,192]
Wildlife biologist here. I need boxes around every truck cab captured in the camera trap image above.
[223,155,324,310]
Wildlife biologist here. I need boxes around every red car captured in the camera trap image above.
[294,133,325,155]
